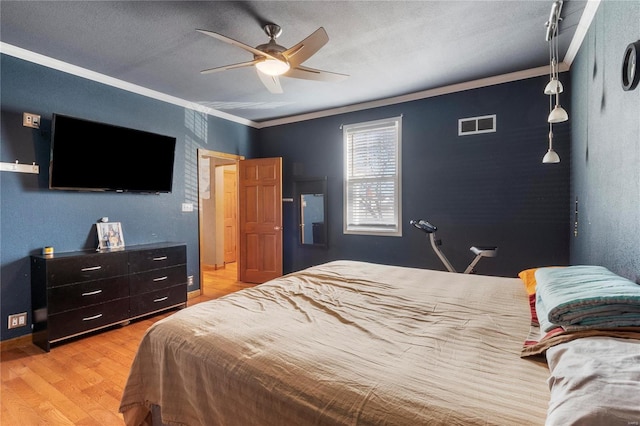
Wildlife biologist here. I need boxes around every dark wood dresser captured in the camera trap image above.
[31,242,187,351]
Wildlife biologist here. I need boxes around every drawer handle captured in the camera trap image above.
[82,289,103,297]
[82,313,103,321]
[153,276,168,282]
[81,266,102,272]
[154,296,169,303]
[153,256,168,261]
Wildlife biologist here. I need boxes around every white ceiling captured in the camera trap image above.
[0,1,590,127]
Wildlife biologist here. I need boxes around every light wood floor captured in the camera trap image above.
[0,263,252,425]
[202,262,256,299]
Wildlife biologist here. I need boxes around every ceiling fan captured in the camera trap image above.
[197,24,348,94]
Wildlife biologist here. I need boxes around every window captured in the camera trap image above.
[343,116,402,236]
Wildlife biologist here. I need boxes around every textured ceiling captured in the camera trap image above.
[0,1,588,125]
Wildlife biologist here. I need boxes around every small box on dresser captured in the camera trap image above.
[31,242,187,352]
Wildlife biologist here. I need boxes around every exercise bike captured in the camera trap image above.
[410,219,497,274]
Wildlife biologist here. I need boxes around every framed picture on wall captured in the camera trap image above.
[97,222,125,251]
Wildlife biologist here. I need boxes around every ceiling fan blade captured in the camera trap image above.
[200,59,262,75]
[256,69,283,94]
[283,27,329,68]
[285,65,348,82]
[196,29,278,61]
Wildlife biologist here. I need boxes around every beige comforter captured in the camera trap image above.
[120,260,550,425]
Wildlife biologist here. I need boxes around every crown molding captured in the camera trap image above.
[0,42,260,129]
[2,0,599,131]
[257,65,553,128]
[563,0,601,66]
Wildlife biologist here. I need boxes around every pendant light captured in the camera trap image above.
[542,1,566,163]
[548,93,569,123]
[544,58,564,95]
[543,125,560,163]
[543,94,560,163]
[547,24,568,123]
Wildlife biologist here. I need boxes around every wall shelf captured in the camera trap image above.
[0,161,39,174]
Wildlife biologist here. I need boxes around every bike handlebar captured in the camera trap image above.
[410,219,437,234]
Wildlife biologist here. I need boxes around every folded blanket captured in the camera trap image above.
[535,266,640,332]
[521,327,640,357]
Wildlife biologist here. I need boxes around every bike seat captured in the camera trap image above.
[470,246,498,257]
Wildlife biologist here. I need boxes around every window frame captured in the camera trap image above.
[342,116,402,237]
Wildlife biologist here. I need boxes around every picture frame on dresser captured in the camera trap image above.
[97,221,125,250]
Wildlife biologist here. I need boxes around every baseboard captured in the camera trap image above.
[202,263,226,272]
[0,333,32,352]
[188,289,201,299]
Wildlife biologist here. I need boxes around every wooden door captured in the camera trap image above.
[223,168,237,264]
[238,157,283,283]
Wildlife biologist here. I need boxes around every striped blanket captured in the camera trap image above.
[520,266,640,357]
[535,266,640,332]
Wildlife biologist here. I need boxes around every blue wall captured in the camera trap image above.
[2,51,580,343]
[3,2,636,346]
[569,1,640,282]
[258,76,571,277]
[1,54,256,341]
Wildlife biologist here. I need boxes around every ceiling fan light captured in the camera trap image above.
[544,78,564,95]
[548,105,569,123]
[542,148,561,163]
[256,59,290,76]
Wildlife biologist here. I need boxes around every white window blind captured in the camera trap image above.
[343,116,402,236]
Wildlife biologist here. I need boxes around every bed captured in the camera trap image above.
[119,260,640,425]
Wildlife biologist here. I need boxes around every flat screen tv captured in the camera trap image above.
[50,114,176,193]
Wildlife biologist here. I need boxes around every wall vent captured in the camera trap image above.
[458,114,496,136]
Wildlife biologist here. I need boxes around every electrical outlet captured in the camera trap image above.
[181,203,194,212]
[23,112,40,129]
[187,275,194,286]
[8,313,28,329]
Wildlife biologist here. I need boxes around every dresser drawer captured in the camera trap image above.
[46,251,128,287]
[31,243,187,351]
[129,264,186,296]
[129,284,186,318]
[48,298,129,341]
[129,245,186,273]
[47,276,129,315]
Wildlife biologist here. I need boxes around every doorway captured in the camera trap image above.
[197,149,243,296]
[198,151,284,295]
